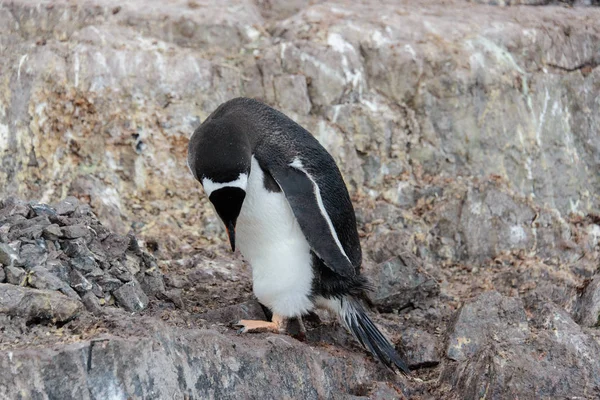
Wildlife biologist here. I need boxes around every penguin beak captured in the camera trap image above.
[226,220,236,252]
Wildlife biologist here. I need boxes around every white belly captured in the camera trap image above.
[236,156,314,318]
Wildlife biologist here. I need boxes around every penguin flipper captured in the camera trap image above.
[268,162,357,278]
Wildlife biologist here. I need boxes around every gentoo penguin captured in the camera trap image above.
[187,97,409,373]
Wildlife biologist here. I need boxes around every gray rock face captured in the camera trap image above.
[446,291,529,362]
[0,0,599,398]
[442,292,600,399]
[0,320,399,400]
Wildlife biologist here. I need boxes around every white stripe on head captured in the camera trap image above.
[202,173,248,197]
[289,157,352,265]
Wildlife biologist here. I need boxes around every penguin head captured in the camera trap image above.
[187,116,251,252]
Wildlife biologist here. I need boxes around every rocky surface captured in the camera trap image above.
[1,0,599,398]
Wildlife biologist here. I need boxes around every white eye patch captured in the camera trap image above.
[202,173,248,197]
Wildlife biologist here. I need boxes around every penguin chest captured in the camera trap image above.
[236,157,314,317]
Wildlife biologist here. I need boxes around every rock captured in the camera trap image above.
[101,234,130,259]
[7,215,51,241]
[94,276,123,292]
[69,255,98,273]
[365,382,403,400]
[122,253,141,275]
[137,271,165,297]
[0,267,4,283]
[63,239,98,272]
[0,283,81,323]
[28,266,65,291]
[164,273,190,289]
[42,224,62,240]
[164,289,184,309]
[5,266,26,285]
[197,300,267,324]
[446,292,529,362]
[442,292,600,399]
[577,275,600,327]
[363,255,439,312]
[54,196,79,215]
[0,319,396,399]
[18,242,48,269]
[401,328,440,369]
[0,198,31,218]
[0,242,19,266]
[81,291,103,314]
[69,269,93,293]
[108,261,134,282]
[30,203,57,217]
[113,280,149,312]
[273,74,312,115]
[44,259,70,282]
[59,224,89,239]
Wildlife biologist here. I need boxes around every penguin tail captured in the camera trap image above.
[334,296,410,374]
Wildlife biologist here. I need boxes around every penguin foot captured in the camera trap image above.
[234,314,285,334]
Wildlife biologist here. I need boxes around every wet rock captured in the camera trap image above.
[54,196,79,215]
[0,242,19,266]
[0,283,82,323]
[363,255,439,312]
[400,328,440,369]
[113,280,149,312]
[577,275,600,327]
[5,266,26,285]
[59,224,89,239]
[69,269,93,293]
